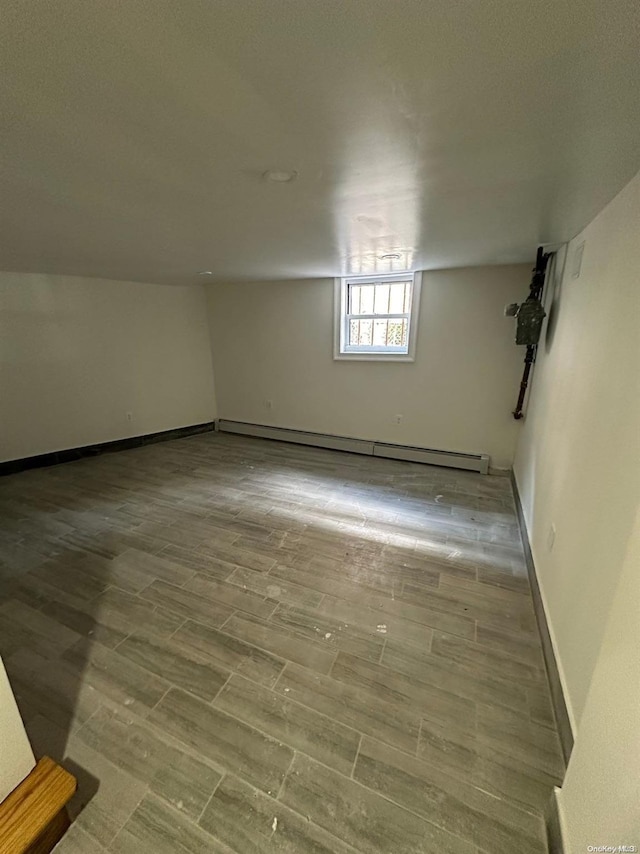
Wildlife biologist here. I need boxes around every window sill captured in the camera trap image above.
[333,352,415,362]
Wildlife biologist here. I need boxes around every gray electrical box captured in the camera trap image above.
[514,298,546,346]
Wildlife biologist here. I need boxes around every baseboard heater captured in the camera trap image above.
[216,420,489,474]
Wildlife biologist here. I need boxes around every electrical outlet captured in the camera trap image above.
[547,523,556,552]
[265,399,273,410]
[126,412,133,422]
[394,414,403,425]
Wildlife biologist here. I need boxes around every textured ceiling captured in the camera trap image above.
[1,0,639,284]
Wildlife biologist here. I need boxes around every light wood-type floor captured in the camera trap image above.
[0,433,564,854]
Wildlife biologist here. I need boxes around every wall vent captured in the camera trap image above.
[216,421,489,474]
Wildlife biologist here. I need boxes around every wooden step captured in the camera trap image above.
[0,757,77,854]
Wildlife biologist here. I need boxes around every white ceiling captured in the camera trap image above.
[2,0,639,285]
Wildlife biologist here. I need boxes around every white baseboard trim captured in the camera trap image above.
[510,471,574,765]
[216,421,490,474]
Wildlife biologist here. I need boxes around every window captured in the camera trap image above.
[334,272,421,360]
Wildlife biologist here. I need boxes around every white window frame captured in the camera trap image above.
[333,272,421,361]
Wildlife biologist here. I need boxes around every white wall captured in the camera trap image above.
[207,265,530,470]
[0,656,35,802]
[514,170,640,727]
[558,506,640,850]
[0,274,217,462]
[513,170,640,851]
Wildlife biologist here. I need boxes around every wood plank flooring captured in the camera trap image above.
[0,432,563,853]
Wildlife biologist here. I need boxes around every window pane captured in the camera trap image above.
[403,282,412,313]
[349,317,408,348]
[349,284,378,314]
[387,318,408,347]
[389,283,408,313]
[348,285,360,314]
[372,319,388,346]
[349,281,412,316]
[349,318,373,346]
[373,283,390,314]
[350,318,407,348]
[360,318,373,345]
[360,285,375,314]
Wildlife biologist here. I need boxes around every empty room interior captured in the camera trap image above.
[1,2,639,853]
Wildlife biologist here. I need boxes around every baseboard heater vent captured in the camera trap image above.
[216,421,489,474]
[372,441,489,473]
